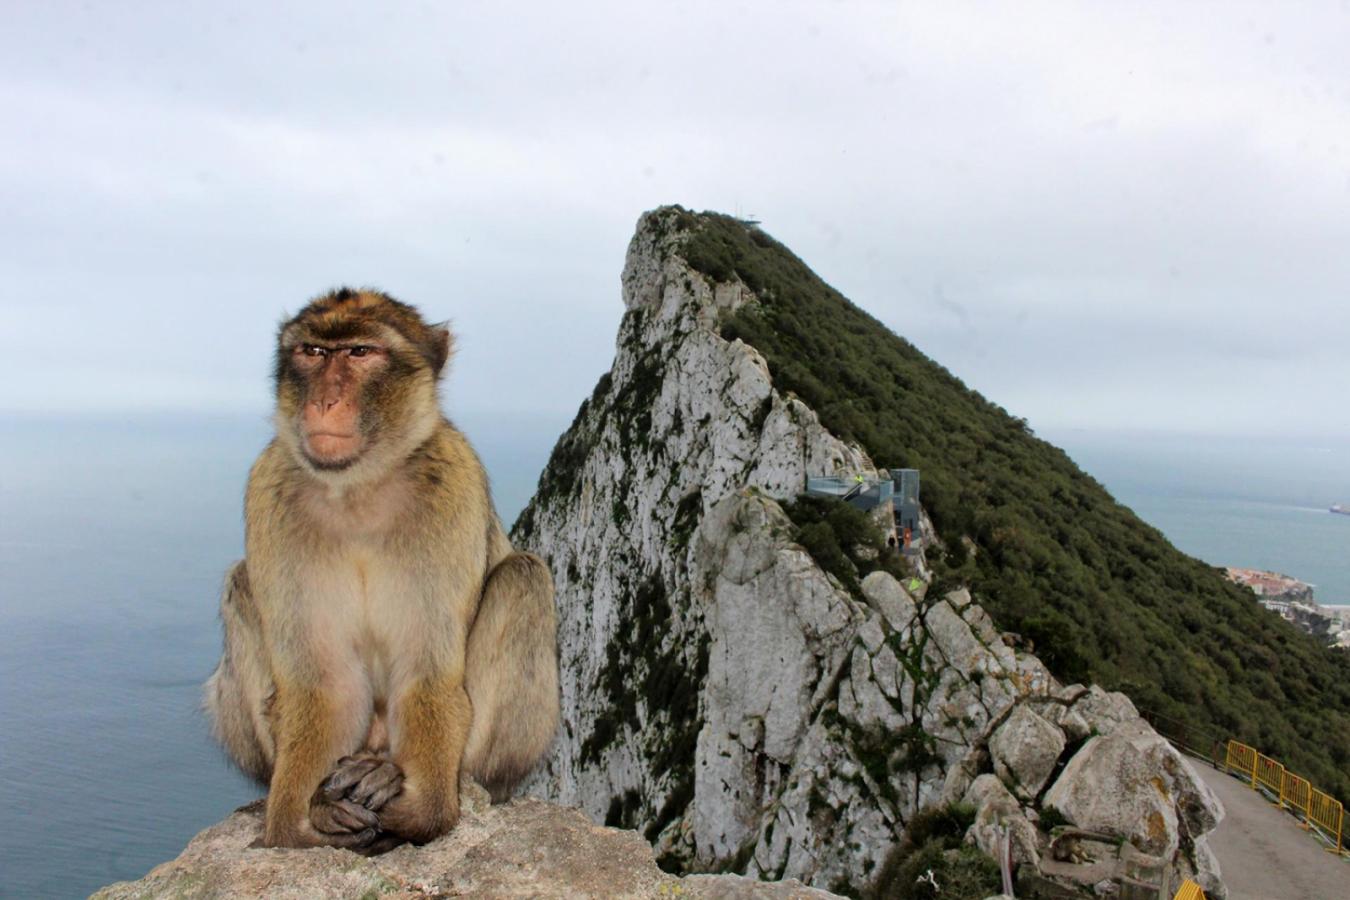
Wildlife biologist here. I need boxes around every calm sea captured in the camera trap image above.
[1,416,1346,897]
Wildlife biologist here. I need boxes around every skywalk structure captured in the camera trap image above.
[805,467,923,551]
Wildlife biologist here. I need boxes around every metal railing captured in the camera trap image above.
[804,476,894,509]
[1140,708,1224,767]
[1143,711,1348,859]
[1224,740,1346,856]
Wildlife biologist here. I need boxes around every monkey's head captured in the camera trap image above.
[274,288,452,482]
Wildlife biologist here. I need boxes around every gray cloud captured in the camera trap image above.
[4,0,1347,436]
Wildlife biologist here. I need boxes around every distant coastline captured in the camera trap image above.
[1225,566,1350,649]
[1224,567,1314,604]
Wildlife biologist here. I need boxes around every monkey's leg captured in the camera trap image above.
[376,676,473,844]
[265,676,379,849]
[463,552,559,801]
[203,562,274,784]
[206,563,379,849]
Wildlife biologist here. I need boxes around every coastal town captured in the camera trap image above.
[1226,567,1350,649]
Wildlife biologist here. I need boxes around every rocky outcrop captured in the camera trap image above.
[93,780,837,899]
[512,208,1227,897]
[989,706,1065,801]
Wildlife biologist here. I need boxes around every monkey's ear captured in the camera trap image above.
[429,325,454,376]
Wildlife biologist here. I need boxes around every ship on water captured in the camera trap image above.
[1333,503,1349,516]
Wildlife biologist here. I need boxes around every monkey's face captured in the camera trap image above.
[288,341,388,469]
[274,290,452,480]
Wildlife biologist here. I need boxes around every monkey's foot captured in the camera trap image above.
[351,833,406,856]
[321,754,405,812]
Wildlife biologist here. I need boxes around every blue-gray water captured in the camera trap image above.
[2,416,1347,898]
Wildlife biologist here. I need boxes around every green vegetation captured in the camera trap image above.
[605,789,644,829]
[677,209,1350,803]
[1037,805,1072,831]
[867,804,998,900]
[575,570,709,868]
[782,495,911,598]
[580,576,709,771]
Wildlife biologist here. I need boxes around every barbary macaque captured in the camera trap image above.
[205,288,558,850]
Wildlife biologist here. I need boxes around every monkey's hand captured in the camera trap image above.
[320,754,405,812]
[306,792,380,848]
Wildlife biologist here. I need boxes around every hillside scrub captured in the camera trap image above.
[782,495,910,598]
[677,209,1350,804]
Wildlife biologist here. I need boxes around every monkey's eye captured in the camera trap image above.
[349,345,373,358]
[300,344,327,357]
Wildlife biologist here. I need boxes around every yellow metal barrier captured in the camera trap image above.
[1224,740,1258,786]
[1255,754,1285,799]
[1308,788,1345,854]
[1281,771,1313,822]
[1225,739,1345,855]
[1172,879,1206,900]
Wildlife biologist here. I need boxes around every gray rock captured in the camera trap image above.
[990,705,1067,800]
[1043,734,1180,857]
[1070,685,1140,736]
[861,571,917,631]
[1191,834,1226,900]
[963,774,1041,867]
[94,782,838,899]
[507,207,1225,896]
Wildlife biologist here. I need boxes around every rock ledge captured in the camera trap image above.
[93,781,837,899]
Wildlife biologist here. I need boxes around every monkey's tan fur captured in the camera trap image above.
[204,289,558,850]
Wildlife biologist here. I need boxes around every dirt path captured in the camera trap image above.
[1192,760,1349,900]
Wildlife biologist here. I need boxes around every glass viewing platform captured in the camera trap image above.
[804,475,894,510]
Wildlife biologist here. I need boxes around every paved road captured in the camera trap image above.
[1191,760,1349,900]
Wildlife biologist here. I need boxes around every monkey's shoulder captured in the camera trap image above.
[407,421,488,489]
[244,440,303,499]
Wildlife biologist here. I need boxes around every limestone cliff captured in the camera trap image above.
[513,207,1226,898]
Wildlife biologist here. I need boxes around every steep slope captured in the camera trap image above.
[679,210,1350,803]
[511,208,1228,896]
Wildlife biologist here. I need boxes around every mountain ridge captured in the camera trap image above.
[511,206,1234,895]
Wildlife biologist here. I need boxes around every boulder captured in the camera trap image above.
[1137,734,1222,837]
[963,774,1041,868]
[1042,735,1180,857]
[989,705,1067,800]
[1070,685,1140,736]
[860,571,917,631]
[1191,835,1225,900]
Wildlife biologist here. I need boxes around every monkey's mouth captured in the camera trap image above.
[303,431,363,469]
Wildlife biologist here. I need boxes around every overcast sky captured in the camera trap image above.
[5,0,1349,439]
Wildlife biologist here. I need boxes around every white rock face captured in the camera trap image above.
[964,774,1042,868]
[513,208,1225,896]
